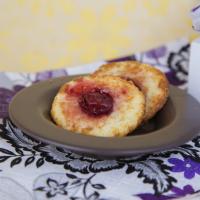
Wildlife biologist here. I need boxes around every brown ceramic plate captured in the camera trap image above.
[9,75,200,158]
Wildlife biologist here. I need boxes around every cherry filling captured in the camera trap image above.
[79,89,113,116]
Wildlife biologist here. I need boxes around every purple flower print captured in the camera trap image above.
[0,85,25,118]
[168,158,200,179]
[137,185,195,200]
[35,69,67,82]
[171,185,194,196]
[13,85,25,92]
[167,44,189,85]
[137,193,172,200]
[191,4,200,12]
[145,46,167,59]
[165,71,184,86]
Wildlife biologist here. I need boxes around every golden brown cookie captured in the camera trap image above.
[94,61,169,121]
[51,75,145,137]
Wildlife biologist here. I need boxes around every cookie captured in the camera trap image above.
[51,75,145,137]
[94,61,169,121]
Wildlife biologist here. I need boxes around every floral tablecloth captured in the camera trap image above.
[1,38,200,200]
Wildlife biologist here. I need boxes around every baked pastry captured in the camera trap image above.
[51,75,145,137]
[94,61,169,121]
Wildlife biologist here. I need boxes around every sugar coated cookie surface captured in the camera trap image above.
[51,75,145,137]
[94,61,169,121]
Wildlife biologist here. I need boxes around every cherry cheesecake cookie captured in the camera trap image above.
[51,75,145,137]
[94,61,169,121]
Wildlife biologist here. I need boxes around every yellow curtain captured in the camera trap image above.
[0,0,198,72]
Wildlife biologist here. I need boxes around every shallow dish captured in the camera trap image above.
[9,75,200,158]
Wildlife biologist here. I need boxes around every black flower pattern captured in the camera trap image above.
[152,143,200,160]
[34,173,106,200]
[0,119,44,168]
[167,44,190,85]
[0,118,178,194]
[193,136,200,149]
[35,178,68,198]
[0,104,200,196]
[1,118,200,195]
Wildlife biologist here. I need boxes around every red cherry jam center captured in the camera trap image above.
[79,89,113,116]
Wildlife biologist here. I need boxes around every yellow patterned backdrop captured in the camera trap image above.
[0,0,198,72]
